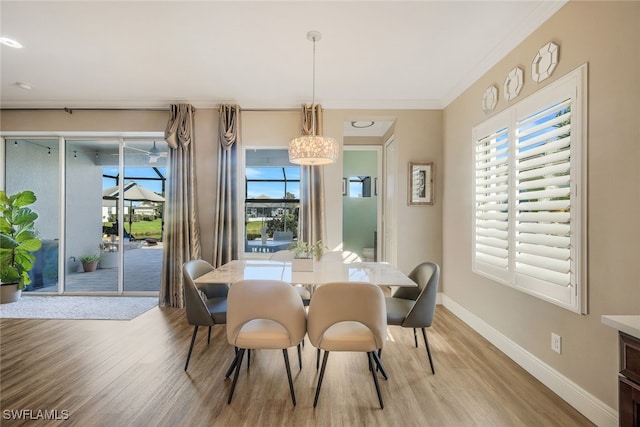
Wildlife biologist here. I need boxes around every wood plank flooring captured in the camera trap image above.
[0,304,594,426]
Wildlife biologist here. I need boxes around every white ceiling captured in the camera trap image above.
[0,1,566,114]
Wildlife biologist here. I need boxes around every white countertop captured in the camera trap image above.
[601,315,640,339]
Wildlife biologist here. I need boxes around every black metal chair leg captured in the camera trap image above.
[225,349,241,379]
[227,349,245,404]
[313,350,330,407]
[207,326,212,345]
[421,328,435,374]
[297,343,302,370]
[247,349,251,369]
[184,325,199,371]
[414,328,418,348]
[283,349,296,406]
[368,352,384,409]
[316,348,321,370]
[371,350,388,380]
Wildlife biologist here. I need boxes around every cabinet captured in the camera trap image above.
[619,332,640,427]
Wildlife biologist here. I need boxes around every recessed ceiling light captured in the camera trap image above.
[0,37,23,49]
[16,82,33,90]
[351,121,375,129]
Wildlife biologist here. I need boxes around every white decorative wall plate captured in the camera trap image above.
[482,85,498,113]
[531,41,559,83]
[503,67,524,101]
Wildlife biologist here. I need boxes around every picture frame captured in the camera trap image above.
[408,162,434,205]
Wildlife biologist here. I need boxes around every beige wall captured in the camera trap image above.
[0,106,442,275]
[238,108,443,274]
[442,1,640,408]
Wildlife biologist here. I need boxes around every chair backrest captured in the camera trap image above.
[400,262,440,328]
[270,250,294,261]
[183,260,217,326]
[226,279,306,347]
[320,251,362,263]
[273,231,293,241]
[307,282,386,351]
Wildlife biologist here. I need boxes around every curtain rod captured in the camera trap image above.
[241,108,299,112]
[0,107,170,114]
[1,107,300,114]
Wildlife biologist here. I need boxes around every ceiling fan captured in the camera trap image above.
[126,141,167,163]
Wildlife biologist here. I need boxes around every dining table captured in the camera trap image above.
[193,259,417,288]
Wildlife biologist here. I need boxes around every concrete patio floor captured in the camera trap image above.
[27,244,162,294]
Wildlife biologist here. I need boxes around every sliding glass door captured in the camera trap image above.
[65,139,121,292]
[3,138,61,293]
[1,136,164,295]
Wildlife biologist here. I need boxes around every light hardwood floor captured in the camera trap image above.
[0,304,594,426]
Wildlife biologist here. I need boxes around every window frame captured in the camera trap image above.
[471,64,588,314]
[242,148,301,256]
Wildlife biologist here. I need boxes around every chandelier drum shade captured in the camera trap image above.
[289,134,338,165]
[289,31,338,166]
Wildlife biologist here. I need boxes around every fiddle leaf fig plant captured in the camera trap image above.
[0,190,43,289]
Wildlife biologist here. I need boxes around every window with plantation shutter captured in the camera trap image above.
[472,65,587,314]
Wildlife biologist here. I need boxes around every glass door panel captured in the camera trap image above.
[65,140,120,292]
[122,140,166,292]
[4,139,61,293]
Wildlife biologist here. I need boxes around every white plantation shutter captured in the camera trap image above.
[472,65,587,314]
[515,100,572,288]
[474,126,510,278]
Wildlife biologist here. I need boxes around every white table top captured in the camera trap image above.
[194,259,417,287]
[601,315,640,340]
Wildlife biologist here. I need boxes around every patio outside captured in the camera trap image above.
[31,242,162,293]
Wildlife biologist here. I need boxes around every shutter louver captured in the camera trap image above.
[514,99,573,287]
[474,127,509,271]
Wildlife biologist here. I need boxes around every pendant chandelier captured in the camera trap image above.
[289,31,338,166]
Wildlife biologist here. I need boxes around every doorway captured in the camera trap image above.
[342,146,382,261]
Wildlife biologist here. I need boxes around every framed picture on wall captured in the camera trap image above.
[408,162,434,206]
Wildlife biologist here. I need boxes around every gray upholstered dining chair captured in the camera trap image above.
[385,261,440,374]
[270,250,312,305]
[225,279,306,406]
[307,281,387,409]
[182,260,229,371]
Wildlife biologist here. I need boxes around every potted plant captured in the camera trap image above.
[98,242,118,269]
[80,254,101,272]
[289,240,325,272]
[0,190,43,303]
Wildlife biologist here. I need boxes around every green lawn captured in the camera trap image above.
[104,219,163,240]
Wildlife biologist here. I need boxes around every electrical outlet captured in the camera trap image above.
[551,333,562,354]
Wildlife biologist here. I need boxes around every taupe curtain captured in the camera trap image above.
[299,104,327,246]
[159,104,200,308]
[212,104,241,267]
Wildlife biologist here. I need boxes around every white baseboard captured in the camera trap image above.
[440,293,618,427]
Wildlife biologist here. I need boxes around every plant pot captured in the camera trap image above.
[99,252,118,269]
[82,261,99,273]
[0,282,21,304]
[292,258,314,272]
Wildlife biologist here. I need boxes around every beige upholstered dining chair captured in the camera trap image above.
[385,261,440,374]
[182,260,229,371]
[270,250,312,305]
[225,279,306,406]
[307,281,387,409]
